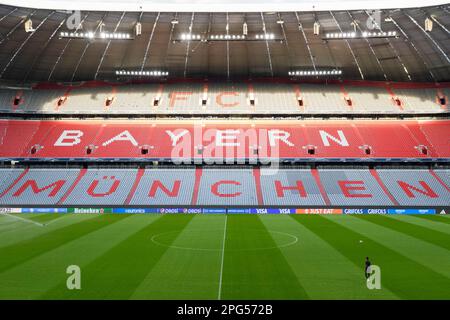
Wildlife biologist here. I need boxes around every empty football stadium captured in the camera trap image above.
[0,0,449,302]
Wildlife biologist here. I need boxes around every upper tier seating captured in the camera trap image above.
[1,82,448,115]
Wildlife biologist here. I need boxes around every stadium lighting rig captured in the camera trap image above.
[115,70,169,77]
[313,22,320,35]
[176,32,280,42]
[135,22,142,36]
[24,19,35,33]
[254,33,276,40]
[243,22,248,35]
[324,31,398,39]
[209,34,247,40]
[288,69,343,76]
[178,33,246,41]
[425,17,433,32]
[59,31,133,40]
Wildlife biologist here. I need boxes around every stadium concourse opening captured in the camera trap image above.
[0,0,449,304]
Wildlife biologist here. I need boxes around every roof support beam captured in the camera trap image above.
[362,10,412,81]
[0,11,54,78]
[0,10,36,46]
[428,14,450,34]
[389,15,436,81]
[23,15,66,82]
[47,12,89,81]
[141,12,160,71]
[403,10,450,65]
[260,12,274,77]
[94,11,126,79]
[329,11,364,79]
[183,12,195,78]
[346,11,387,80]
[295,12,316,71]
[70,14,106,81]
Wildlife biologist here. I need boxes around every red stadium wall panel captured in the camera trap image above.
[0,119,449,160]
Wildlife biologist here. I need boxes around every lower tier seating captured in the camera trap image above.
[0,167,448,206]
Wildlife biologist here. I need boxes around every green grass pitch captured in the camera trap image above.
[0,213,449,299]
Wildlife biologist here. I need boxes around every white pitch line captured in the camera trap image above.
[0,213,44,227]
[218,214,228,300]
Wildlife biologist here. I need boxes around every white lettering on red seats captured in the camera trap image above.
[275,180,307,197]
[211,180,242,197]
[87,176,120,197]
[338,180,373,198]
[54,130,84,146]
[102,130,138,147]
[148,180,181,197]
[319,130,349,147]
[268,130,294,147]
[166,129,189,146]
[216,130,240,147]
[397,181,438,198]
[13,180,66,197]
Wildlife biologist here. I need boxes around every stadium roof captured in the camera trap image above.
[0,3,448,83]
[1,0,448,12]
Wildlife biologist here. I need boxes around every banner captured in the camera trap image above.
[0,207,441,215]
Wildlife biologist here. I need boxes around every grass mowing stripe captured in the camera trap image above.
[130,215,226,299]
[0,220,21,231]
[0,214,46,231]
[354,215,450,251]
[28,214,72,224]
[0,214,127,273]
[0,214,54,224]
[0,217,37,232]
[292,215,450,299]
[218,214,227,300]
[24,214,59,223]
[330,215,450,279]
[42,214,194,299]
[2,213,71,225]
[220,215,308,300]
[43,214,74,226]
[259,215,398,299]
[413,215,450,225]
[0,214,90,249]
[386,215,450,235]
[0,215,160,299]
[0,213,44,226]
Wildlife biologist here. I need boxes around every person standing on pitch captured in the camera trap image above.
[365,257,372,279]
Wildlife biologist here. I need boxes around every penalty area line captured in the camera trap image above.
[218,214,227,300]
[0,212,45,227]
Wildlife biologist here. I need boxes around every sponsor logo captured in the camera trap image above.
[343,208,388,214]
[296,208,343,214]
[72,208,109,214]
